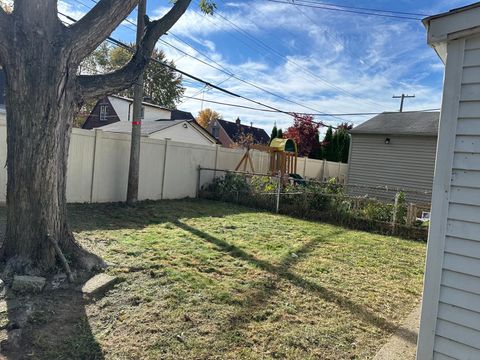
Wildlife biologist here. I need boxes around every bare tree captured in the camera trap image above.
[0,0,212,276]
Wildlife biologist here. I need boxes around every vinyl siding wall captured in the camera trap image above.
[418,36,480,359]
[347,134,436,203]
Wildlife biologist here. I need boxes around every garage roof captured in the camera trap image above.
[350,111,440,136]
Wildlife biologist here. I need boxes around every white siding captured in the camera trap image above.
[109,96,171,122]
[418,35,480,359]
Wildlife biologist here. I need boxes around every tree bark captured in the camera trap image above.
[3,80,104,274]
[0,2,104,275]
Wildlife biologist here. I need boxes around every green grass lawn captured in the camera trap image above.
[20,199,426,359]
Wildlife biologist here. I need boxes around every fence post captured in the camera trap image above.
[392,192,400,234]
[90,129,102,203]
[276,170,281,213]
[196,165,201,198]
[213,144,219,179]
[160,138,170,200]
[407,203,416,226]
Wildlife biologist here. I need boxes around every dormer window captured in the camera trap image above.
[99,105,108,121]
[212,125,219,138]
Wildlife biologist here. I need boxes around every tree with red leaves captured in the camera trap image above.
[283,114,321,157]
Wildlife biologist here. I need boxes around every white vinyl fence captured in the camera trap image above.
[0,116,348,203]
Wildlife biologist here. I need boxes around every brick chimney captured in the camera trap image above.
[235,117,241,125]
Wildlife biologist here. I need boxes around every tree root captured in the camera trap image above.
[47,234,74,283]
[1,232,107,281]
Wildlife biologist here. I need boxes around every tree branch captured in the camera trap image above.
[77,0,192,99]
[68,0,139,61]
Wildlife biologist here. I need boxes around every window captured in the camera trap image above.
[212,125,219,138]
[99,105,108,121]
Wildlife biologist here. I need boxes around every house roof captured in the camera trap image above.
[217,119,270,144]
[171,109,195,121]
[100,119,217,143]
[422,2,480,23]
[101,120,188,136]
[350,111,440,136]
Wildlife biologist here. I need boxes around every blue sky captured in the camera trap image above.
[60,0,473,133]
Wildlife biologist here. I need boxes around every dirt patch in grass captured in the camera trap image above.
[0,199,425,359]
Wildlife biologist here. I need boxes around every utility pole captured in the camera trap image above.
[127,0,147,205]
[392,93,415,112]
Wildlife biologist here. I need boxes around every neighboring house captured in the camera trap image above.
[347,111,439,203]
[82,95,194,129]
[418,4,480,360]
[208,118,270,147]
[99,119,217,146]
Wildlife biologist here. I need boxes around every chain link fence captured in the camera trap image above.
[197,168,431,241]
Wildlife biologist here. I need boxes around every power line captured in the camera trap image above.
[60,7,438,128]
[60,13,371,130]
[61,17,442,129]
[58,11,294,116]
[159,36,342,117]
[178,76,233,105]
[206,3,384,109]
[266,0,425,20]
[71,0,348,118]
[184,95,440,116]
[294,0,429,17]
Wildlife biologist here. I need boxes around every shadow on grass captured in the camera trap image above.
[174,220,418,344]
[66,199,255,233]
[227,234,338,328]
[1,289,103,360]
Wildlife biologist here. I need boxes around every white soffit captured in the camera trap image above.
[423,2,480,63]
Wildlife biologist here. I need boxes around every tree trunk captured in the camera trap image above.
[0,0,192,276]
[0,3,104,276]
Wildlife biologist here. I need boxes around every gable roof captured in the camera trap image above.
[99,119,217,144]
[100,120,187,136]
[217,119,270,144]
[350,111,440,136]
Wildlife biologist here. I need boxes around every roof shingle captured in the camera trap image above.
[218,119,270,144]
[350,111,440,136]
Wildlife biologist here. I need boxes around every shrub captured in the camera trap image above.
[250,176,277,193]
[204,172,250,198]
[362,201,394,223]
